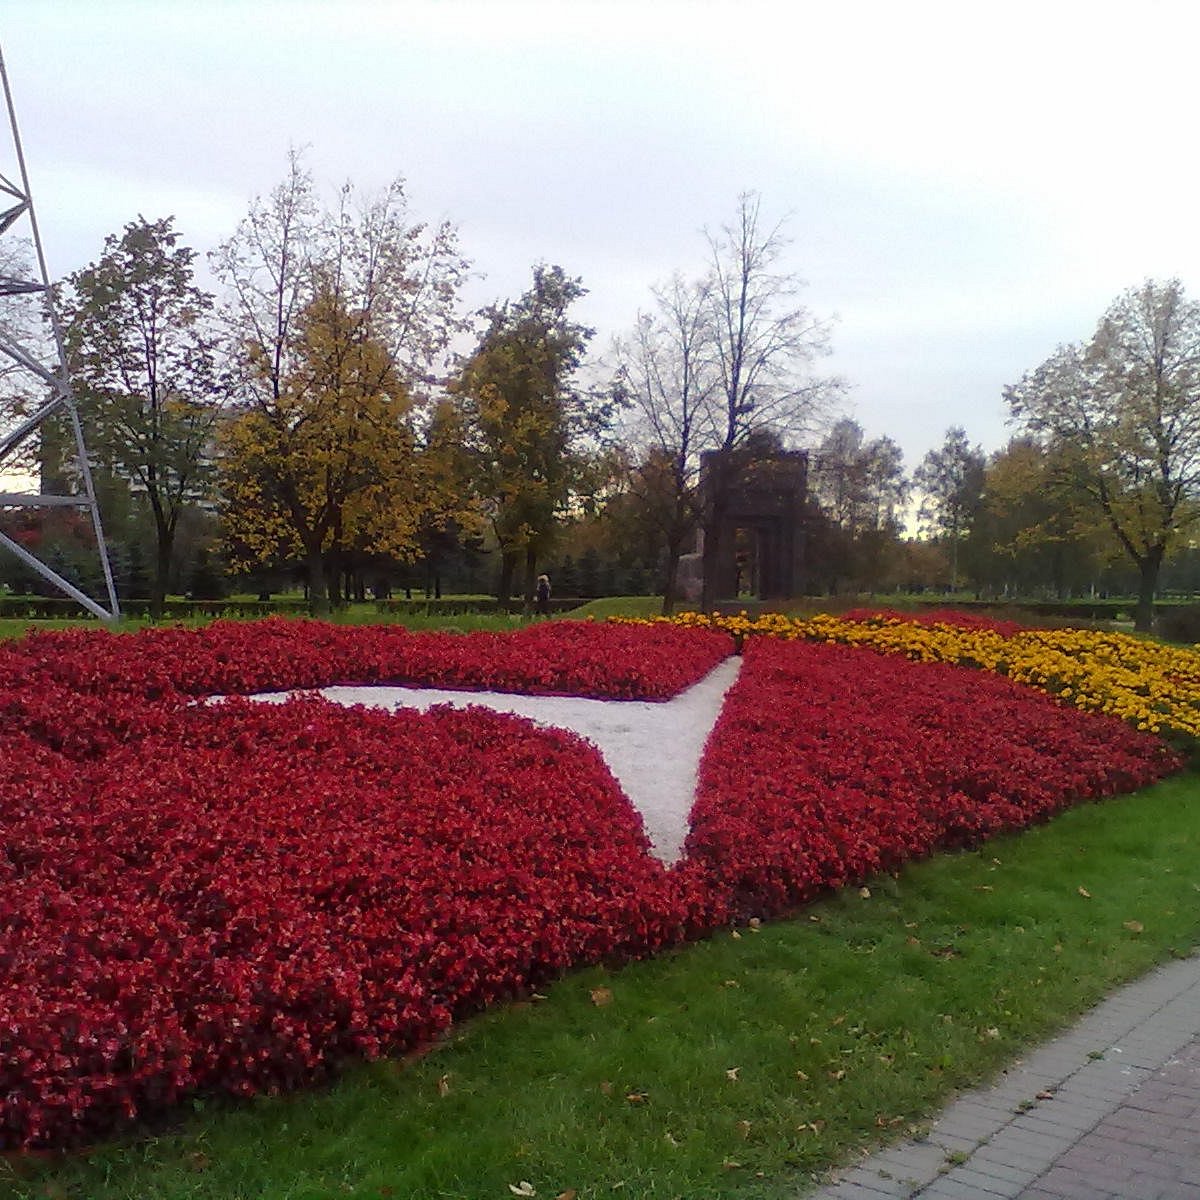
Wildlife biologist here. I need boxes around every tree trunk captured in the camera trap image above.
[522,544,537,618]
[150,531,173,621]
[306,546,331,616]
[496,551,517,602]
[1135,549,1163,633]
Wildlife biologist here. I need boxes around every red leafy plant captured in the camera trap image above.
[0,619,1182,1150]
[685,638,1180,918]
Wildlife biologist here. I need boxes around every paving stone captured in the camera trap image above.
[799,957,1200,1200]
[931,1164,1019,1196]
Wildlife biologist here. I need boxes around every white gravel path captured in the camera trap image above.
[247,655,742,864]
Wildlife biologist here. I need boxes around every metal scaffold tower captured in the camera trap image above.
[0,45,119,620]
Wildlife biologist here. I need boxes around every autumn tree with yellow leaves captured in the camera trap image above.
[219,288,424,611]
[213,156,470,612]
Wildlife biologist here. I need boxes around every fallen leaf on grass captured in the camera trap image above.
[1124,920,1144,934]
[735,1119,752,1138]
[554,1191,578,1200]
[508,1183,536,1197]
[599,1080,613,1095]
[1078,886,1092,899]
[725,1067,740,1081]
[590,987,613,1007]
[437,1073,451,1097]
[625,1091,648,1104]
[722,1160,743,1170]
[795,1069,809,1081]
[859,886,871,899]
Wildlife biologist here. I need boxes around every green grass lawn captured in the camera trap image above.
[7,771,1199,1200]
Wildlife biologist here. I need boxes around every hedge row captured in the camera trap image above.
[0,596,594,621]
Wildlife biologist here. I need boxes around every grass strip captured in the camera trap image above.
[5,771,1199,1200]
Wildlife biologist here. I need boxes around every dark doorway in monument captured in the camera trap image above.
[733,526,760,599]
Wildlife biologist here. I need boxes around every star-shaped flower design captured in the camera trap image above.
[250,656,742,863]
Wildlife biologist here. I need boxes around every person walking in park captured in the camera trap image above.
[535,573,551,617]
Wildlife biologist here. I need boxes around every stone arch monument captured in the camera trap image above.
[700,448,808,604]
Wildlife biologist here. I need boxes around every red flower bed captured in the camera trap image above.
[0,619,730,1148]
[0,618,731,711]
[0,619,1183,1150]
[843,607,1026,637]
[685,638,1180,917]
[1,696,710,1149]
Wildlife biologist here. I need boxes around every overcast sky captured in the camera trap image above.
[4,0,1200,474]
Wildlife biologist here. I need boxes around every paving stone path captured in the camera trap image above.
[806,953,1200,1199]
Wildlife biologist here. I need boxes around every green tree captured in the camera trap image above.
[964,438,1112,599]
[58,216,225,617]
[811,417,908,592]
[914,425,985,591]
[453,265,607,607]
[1006,279,1200,631]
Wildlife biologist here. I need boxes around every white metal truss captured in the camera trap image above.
[0,45,119,620]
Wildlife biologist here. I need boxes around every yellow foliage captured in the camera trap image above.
[219,288,424,570]
[613,610,1200,741]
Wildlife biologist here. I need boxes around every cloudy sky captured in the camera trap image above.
[4,0,1200,474]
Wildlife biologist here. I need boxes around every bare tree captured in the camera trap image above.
[699,192,842,608]
[613,273,714,613]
